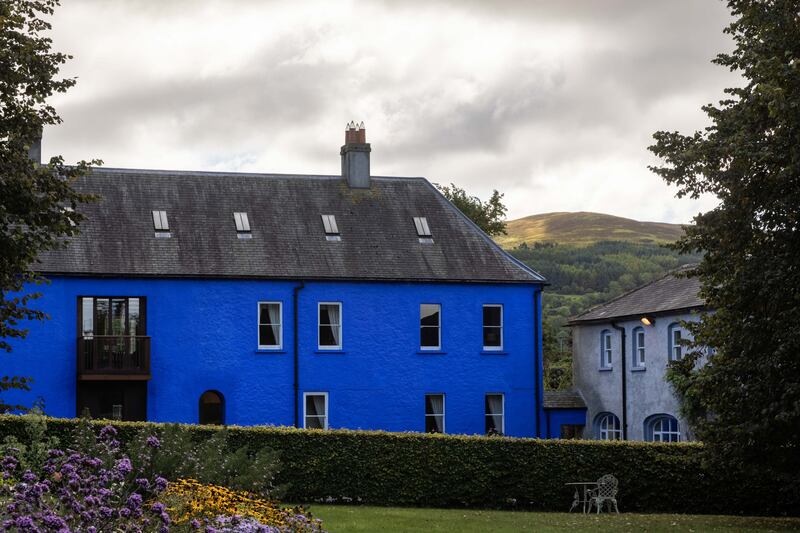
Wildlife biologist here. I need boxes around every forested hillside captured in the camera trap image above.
[499,214,700,390]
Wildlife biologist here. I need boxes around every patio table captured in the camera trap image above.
[565,481,598,513]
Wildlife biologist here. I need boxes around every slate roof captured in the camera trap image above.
[36,168,544,283]
[543,390,586,410]
[568,266,704,324]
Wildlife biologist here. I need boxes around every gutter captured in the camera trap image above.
[293,281,306,428]
[610,321,627,440]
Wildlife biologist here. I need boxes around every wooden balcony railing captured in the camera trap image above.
[77,336,151,380]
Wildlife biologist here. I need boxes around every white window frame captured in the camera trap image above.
[649,415,680,442]
[420,303,441,351]
[597,413,621,441]
[669,324,682,361]
[234,212,251,233]
[424,393,445,433]
[633,327,646,368]
[303,392,328,429]
[152,210,169,231]
[600,330,613,369]
[257,301,283,350]
[318,302,342,350]
[413,216,432,237]
[482,304,503,351]
[485,393,505,435]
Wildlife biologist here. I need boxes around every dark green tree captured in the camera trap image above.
[649,0,800,497]
[435,183,508,236]
[1,0,98,410]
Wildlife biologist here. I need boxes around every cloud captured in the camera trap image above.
[44,0,736,223]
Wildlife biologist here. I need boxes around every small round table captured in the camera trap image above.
[565,481,598,513]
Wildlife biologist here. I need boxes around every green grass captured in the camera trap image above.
[307,505,800,532]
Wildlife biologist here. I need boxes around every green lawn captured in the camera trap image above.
[307,505,800,532]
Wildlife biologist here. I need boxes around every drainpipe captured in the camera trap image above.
[534,290,542,438]
[293,281,305,428]
[610,321,627,440]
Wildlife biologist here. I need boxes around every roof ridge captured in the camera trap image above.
[90,166,427,181]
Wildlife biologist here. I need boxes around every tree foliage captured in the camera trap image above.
[649,0,800,497]
[435,183,508,236]
[0,0,98,409]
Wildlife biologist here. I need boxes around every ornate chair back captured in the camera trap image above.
[596,474,618,498]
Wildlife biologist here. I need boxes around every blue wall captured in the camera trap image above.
[545,409,587,439]
[4,276,545,437]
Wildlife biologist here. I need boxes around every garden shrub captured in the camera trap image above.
[0,414,794,515]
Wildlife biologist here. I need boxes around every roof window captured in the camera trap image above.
[234,212,252,239]
[321,214,341,242]
[152,210,171,238]
[413,216,433,243]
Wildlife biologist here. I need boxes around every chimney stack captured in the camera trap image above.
[341,121,370,188]
[28,132,42,165]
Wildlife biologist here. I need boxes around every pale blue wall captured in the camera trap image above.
[4,276,545,437]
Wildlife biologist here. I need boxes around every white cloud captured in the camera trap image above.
[44,0,737,224]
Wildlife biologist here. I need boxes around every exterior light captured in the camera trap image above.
[641,316,655,326]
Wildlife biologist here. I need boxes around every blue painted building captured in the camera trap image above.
[5,124,581,438]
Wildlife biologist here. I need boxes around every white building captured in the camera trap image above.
[569,268,705,442]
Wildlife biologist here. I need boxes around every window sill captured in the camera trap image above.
[631,367,647,372]
[417,350,446,355]
[255,349,286,354]
[598,367,613,372]
[315,349,345,354]
[481,350,508,355]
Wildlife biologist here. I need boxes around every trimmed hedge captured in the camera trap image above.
[0,415,790,515]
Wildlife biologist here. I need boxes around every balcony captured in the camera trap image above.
[77,336,151,380]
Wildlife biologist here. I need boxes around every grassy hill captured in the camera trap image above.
[495,211,686,249]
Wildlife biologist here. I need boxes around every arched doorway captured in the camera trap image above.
[199,390,224,425]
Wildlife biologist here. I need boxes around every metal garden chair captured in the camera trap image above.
[588,474,620,514]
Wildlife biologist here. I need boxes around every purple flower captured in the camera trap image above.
[99,425,117,439]
[136,478,150,489]
[190,518,202,530]
[154,476,168,492]
[146,435,161,448]
[115,457,132,476]
[126,493,142,510]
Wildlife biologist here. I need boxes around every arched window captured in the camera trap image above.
[668,323,682,361]
[600,330,612,369]
[199,390,224,425]
[645,414,680,442]
[632,326,645,368]
[595,412,621,441]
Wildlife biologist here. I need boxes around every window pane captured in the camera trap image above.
[259,325,278,347]
[485,394,503,434]
[95,298,109,335]
[420,327,439,348]
[81,298,94,336]
[420,304,440,326]
[483,327,502,347]
[425,394,443,415]
[111,299,127,336]
[483,306,501,327]
[426,415,444,433]
[319,325,337,346]
[306,395,321,416]
[128,298,140,336]
[306,416,325,429]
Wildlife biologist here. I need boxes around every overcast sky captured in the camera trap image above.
[45,0,738,223]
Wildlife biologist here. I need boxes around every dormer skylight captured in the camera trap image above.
[321,214,341,242]
[234,212,252,239]
[413,216,433,243]
[152,210,170,238]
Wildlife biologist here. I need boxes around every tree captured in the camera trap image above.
[435,183,508,236]
[1,0,98,410]
[649,0,800,498]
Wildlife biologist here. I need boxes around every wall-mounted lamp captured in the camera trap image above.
[640,316,656,326]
